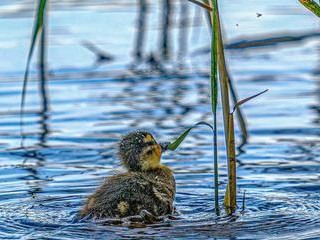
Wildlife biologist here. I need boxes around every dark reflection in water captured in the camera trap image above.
[19,10,51,206]
[82,41,115,67]
[160,0,172,61]
[133,0,148,63]
[38,20,50,148]
[178,0,189,67]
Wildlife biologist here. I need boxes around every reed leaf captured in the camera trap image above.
[186,0,212,11]
[299,0,320,17]
[167,120,221,212]
[232,89,268,114]
[20,0,47,141]
[228,75,248,145]
[167,121,213,151]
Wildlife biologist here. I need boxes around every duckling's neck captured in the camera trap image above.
[149,164,172,174]
[129,164,172,174]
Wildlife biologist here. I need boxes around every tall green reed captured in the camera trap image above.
[169,0,267,215]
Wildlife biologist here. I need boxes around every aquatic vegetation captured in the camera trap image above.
[299,0,320,17]
[167,0,268,215]
[167,122,214,151]
[223,89,267,214]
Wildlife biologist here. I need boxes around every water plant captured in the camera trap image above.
[167,0,268,215]
[299,0,320,17]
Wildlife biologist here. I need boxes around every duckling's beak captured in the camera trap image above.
[160,142,169,153]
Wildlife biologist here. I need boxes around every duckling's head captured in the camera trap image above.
[118,130,163,171]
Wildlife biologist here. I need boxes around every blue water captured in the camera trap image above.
[0,1,319,239]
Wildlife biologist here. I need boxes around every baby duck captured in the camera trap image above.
[80,130,175,220]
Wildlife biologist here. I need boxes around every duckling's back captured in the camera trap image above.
[80,166,175,219]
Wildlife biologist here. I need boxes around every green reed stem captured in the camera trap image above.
[209,0,220,216]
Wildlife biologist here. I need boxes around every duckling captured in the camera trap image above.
[80,130,175,220]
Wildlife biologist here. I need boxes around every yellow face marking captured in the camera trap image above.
[144,134,154,143]
[154,144,161,159]
[141,144,162,170]
[140,134,162,170]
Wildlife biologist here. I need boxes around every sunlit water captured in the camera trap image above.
[0,1,319,239]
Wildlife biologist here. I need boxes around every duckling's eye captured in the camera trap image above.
[146,149,153,155]
[143,142,155,148]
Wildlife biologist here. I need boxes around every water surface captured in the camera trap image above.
[0,1,319,239]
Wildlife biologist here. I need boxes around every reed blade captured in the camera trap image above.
[299,0,320,17]
[232,89,268,114]
[186,0,212,11]
[167,120,220,213]
[167,121,213,151]
[20,0,47,144]
[228,74,248,144]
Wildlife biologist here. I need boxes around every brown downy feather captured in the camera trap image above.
[80,165,175,218]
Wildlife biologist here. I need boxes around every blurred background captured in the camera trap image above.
[0,1,319,239]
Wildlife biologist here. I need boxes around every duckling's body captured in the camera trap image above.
[80,131,175,219]
[81,165,175,218]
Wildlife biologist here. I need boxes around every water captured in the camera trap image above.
[0,1,319,239]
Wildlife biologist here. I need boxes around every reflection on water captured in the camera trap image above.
[160,0,172,61]
[0,0,319,239]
